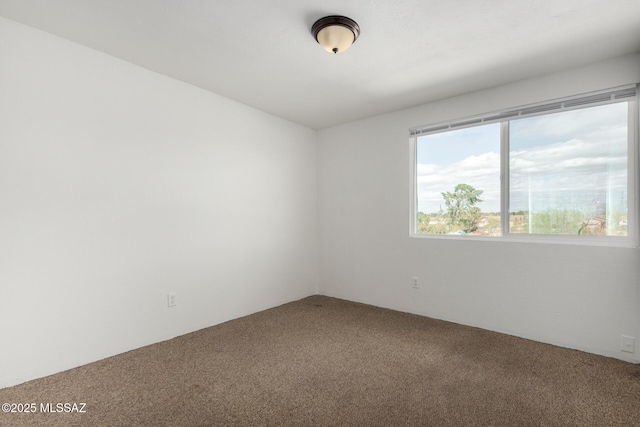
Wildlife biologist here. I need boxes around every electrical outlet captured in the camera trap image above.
[167,293,177,307]
[411,276,419,289]
[621,335,635,353]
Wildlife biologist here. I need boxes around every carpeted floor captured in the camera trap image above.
[1,295,639,426]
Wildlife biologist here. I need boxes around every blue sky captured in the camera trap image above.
[416,102,628,215]
[417,123,501,213]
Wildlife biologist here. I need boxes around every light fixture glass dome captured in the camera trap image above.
[312,16,360,54]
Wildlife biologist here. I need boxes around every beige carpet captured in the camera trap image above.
[1,295,639,426]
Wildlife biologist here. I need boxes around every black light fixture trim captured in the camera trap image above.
[312,15,360,53]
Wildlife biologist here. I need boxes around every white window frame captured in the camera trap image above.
[410,85,639,247]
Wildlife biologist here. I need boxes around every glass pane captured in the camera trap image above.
[509,102,628,236]
[416,123,501,236]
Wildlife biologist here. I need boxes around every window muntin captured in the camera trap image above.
[411,86,637,245]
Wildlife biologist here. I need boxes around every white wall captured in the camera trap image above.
[0,17,318,388]
[318,53,640,363]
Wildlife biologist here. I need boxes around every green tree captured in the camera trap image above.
[416,212,430,234]
[442,183,483,233]
[416,212,448,234]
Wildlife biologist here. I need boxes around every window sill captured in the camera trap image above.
[410,232,638,248]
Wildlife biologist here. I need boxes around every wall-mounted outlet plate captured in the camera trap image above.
[411,276,419,289]
[621,335,635,353]
[167,292,177,307]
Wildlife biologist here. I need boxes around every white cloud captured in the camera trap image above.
[510,102,627,143]
[417,151,500,213]
[510,134,627,211]
[416,102,629,214]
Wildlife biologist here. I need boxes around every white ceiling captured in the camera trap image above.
[1,0,639,129]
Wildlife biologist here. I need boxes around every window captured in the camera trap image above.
[415,124,501,236]
[411,85,638,245]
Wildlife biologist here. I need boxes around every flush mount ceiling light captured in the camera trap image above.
[311,15,360,54]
